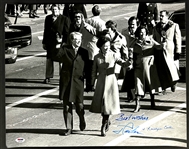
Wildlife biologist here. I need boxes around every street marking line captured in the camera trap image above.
[118,80,186,90]
[124,17,130,20]
[17,52,46,62]
[6,87,59,110]
[113,11,137,18]
[32,31,43,35]
[7,111,51,128]
[104,103,186,146]
[38,36,43,40]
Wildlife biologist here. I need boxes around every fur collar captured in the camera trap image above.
[156,20,174,33]
[156,20,174,39]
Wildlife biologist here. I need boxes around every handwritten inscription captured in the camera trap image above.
[114,114,173,135]
[164,125,173,129]
[147,127,162,131]
[113,122,173,135]
[113,122,142,135]
[144,125,173,131]
[115,113,149,121]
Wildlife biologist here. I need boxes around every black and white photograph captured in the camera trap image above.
[1,0,187,148]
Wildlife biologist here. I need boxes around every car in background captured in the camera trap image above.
[169,7,186,81]
[5,14,32,64]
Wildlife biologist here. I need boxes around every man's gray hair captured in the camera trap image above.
[70,32,82,40]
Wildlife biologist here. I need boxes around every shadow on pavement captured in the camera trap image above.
[131,135,187,143]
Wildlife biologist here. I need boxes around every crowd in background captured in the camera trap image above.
[5,4,64,18]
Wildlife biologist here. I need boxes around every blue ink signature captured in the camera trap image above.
[164,125,173,129]
[147,126,162,131]
[142,125,173,131]
[115,113,148,121]
[113,122,142,135]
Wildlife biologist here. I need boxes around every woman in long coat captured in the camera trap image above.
[89,35,131,136]
[133,26,162,112]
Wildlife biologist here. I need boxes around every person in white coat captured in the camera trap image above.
[89,35,131,136]
[153,10,181,92]
[85,4,106,60]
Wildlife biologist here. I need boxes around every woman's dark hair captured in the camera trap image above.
[134,25,149,38]
[96,35,111,48]
[105,20,117,32]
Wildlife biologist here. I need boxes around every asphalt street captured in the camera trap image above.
[4,3,187,149]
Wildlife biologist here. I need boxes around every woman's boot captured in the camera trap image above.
[101,123,107,136]
[133,96,140,113]
[101,114,109,136]
[105,120,111,132]
[150,94,155,108]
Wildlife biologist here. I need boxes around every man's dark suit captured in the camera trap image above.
[58,44,90,132]
[42,14,70,59]
[42,14,70,81]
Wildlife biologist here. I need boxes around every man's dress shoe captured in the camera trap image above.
[63,129,72,136]
[79,119,86,131]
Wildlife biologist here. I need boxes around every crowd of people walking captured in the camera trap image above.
[26,3,182,137]
[5,4,63,18]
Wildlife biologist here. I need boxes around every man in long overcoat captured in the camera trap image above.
[42,5,70,83]
[69,10,95,91]
[59,32,90,136]
[153,10,181,92]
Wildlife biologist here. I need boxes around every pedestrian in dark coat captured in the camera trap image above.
[137,3,158,35]
[59,32,91,136]
[42,5,70,83]
[29,4,39,18]
[63,4,87,23]
[68,10,94,91]
[133,26,162,112]
[121,16,139,102]
[5,4,16,16]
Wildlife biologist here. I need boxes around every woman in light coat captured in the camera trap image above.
[89,35,131,136]
[133,26,162,112]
